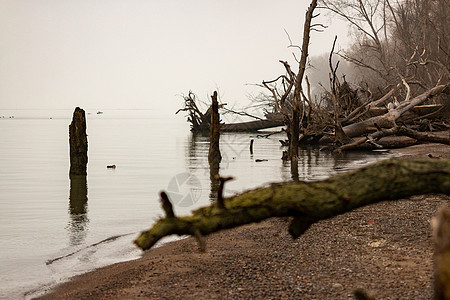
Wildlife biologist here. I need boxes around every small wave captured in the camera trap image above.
[46,232,137,265]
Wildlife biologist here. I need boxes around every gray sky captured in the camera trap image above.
[0,0,349,112]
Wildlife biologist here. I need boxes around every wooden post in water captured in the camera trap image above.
[69,107,88,177]
[208,91,221,164]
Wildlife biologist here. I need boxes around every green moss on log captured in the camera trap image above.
[135,158,450,251]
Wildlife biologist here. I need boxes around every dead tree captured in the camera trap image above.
[289,0,318,159]
[177,90,285,132]
[328,36,353,146]
[69,107,88,177]
[208,91,221,164]
[176,91,210,132]
[260,0,319,159]
[320,0,449,100]
[314,0,449,151]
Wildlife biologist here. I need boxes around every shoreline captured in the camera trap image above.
[34,143,449,299]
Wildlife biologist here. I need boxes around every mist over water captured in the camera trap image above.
[0,109,393,299]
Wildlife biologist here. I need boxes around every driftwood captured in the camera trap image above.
[135,158,450,251]
[319,83,449,151]
[366,104,445,118]
[334,136,418,150]
[177,90,285,133]
[69,107,88,176]
[335,127,449,152]
[341,84,448,139]
[342,87,398,124]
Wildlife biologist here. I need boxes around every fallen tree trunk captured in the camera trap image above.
[335,127,449,152]
[220,119,285,132]
[335,136,418,151]
[135,158,450,251]
[398,127,449,145]
[342,87,397,124]
[367,104,444,118]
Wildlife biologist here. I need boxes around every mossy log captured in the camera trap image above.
[135,158,450,251]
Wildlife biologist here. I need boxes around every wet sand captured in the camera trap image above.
[35,143,450,299]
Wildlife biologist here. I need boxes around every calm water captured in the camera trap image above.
[0,109,394,299]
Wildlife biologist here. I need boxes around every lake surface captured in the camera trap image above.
[0,109,394,299]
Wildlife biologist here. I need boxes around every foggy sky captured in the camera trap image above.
[0,0,349,112]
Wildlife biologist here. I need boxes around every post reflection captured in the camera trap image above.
[68,175,89,246]
[185,133,209,172]
[185,132,221,204]
[209,158,220,203]
[290,156,299,182]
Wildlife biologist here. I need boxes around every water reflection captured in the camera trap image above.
[185,132,393,206]
[290,156,299,181]
[296,146,321,179]
[185,132,225,203]
[209,158,220,203]
[282,145,392,182]
[185,133,209,172]
[68,175,89,246]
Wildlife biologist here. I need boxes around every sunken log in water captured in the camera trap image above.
[69,107,88,176]
[208,91,221,164]
[135,158,450,251]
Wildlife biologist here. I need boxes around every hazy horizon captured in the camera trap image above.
[1,1,350,113]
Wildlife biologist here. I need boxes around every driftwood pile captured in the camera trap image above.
[177,81,449,153]
[322,81,450,152]
[176,0,449,154]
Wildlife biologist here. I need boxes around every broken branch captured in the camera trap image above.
[135,158,450,251]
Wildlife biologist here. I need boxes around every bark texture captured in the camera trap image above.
[290,0,317,159]
[69,107,88,176]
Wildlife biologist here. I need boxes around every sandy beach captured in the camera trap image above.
[35,143,450,299]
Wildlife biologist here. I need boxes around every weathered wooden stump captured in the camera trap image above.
[69,107,88,177]
[208,91,221,164]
